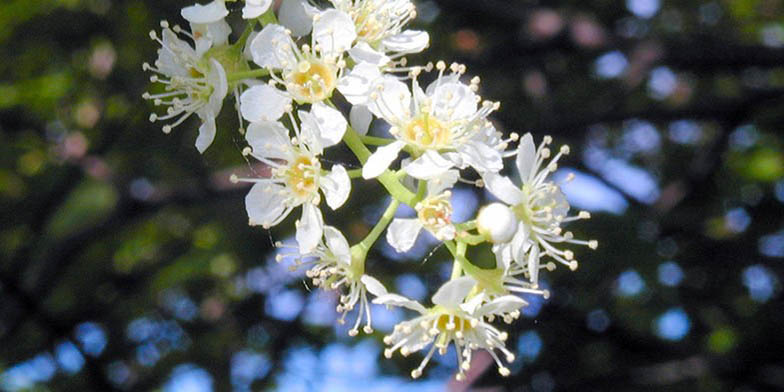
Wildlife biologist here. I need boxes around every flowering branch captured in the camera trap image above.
[142,0,597,381]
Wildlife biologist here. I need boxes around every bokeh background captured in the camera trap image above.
[1,0,784,391]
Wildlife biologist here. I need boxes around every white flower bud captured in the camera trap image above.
[477,203,517,243]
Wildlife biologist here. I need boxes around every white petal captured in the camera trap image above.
[458,141,503,173]
[240,84,291,122]
[301,102,347,152]
[476,295,528,318]
[386,218,421,253]
[372,293,427,314]
[482,172,525,205]
[349,105,373,136]
[324,225,351,265]
[181,0,228,24]
[206,59,228,113]
[246,183,288,227]
[528,242,540,285]
[321,164,351,210]
[246,120,292,160]
[367,77,411,121]
[337,62,382,106]
[361,275,388,297]
[313,9,357,57]
[279,0,316,37]
[516,133,537,183]
[404,150,454,180]
[362,141,405,179]
[195,116,216,153]
[426,170,459,195]
[431,82,477,121]
[381,30,429,54]
[348,42,390,66]
[297,203,324,254]
[510,222,529,267]
[249,24,296,69]
[431,276,476,309]
[242,0,272,19]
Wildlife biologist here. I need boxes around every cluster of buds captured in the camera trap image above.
[143,0,596,380]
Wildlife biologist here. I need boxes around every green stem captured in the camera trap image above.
[259,8,278,25]
[455,220,477,231]
[414,178,427,204]
[450,242,466,279]
[350,198,400,270]
[347,168,363,179]
[235,19,257,49]
[341,123,417,206]
[359,135,394,146]
[227,68,269,82]
[456,232,486,246]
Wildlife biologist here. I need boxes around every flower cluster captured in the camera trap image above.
[143,0,597,381]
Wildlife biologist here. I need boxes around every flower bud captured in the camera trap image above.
[477,203,517,243]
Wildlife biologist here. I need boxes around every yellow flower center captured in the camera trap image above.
[401,114,451,149]
[416,194,452,234]
[286,59,337,103]
[435,313,473,332]
[284,154,320,198]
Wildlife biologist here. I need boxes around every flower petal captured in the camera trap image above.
[516,133,536,183]
[249,24,296,68]
[246,120,291,160]
[240,84,291,122]
[361,275,388,297]
[367,76,411,121]
[297,203,324,254]
[476,295,528,318]
[349,105,373,136]
[482,172,525,205]
[381,30,429,54]
[458,141,503,173]
[300,102,347,153]
[246,182,288,227]
[386,218,421,253]
[373,293,427,314]
[313,9,357,57]
[527,242,540,286]
[426,170,459,195]
[404,150,454,180]
[195,116,216,153]
[321,164,351,210]
[242,0,272,19]
[279,0,316,37]
[181,0,229,24]
[337,62,382,106]
[430,82,477,121]
[432,276,476,308]
[324,225,351,265]
[362,140,405,179]
[349,42,390,67]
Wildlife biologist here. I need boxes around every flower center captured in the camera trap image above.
[283,154,320,198]
[435,313,473,332]
[402,114,451,149]
[286,59,337,103]
[354,6,384,42]
[416,194,452,236]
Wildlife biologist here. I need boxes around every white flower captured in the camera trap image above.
[386,170,458,252]
[243,19,354,115]
[232,103,350,253]
[242,0,273,19]
[374,276,525,380]
[361,62,510,180]
[143,21,229,153]
[181,0,231,56]
[277,226,389,335]
[482,133,598,286]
